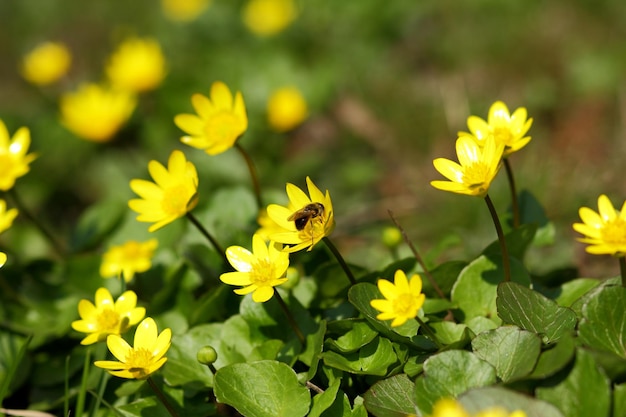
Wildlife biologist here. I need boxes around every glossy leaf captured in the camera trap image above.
[578,286,626,358]
[527,332,576,379]
[363,374,418,417]
[309,378,341,417]
[321,336,397,376]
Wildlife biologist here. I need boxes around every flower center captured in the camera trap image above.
[463,162,492,192]
[393,293,417,317]
[493,126,514,147]
[250,259,275,286]
[205,111,242,144]
[297,216,325,242]
[126,347,154,372]
[161,184,192,216]
[97,308,121,332]
[600,219,626,245]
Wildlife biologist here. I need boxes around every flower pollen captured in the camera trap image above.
[162,184,191,216]
[126,348,154,372]
[600,219,626,245]
[205,112,242,144]
[97,308,121,332]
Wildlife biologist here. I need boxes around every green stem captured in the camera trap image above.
[484,194,512,282]
[235,143,263,211]
[415,316,443,349]
[503,158,520,228]
[147,377,180,417]
[185,212,228,266]
[322,237,356,285]
[273,289,305,345]
[64,356,70,417]
[76,347,91,417]
[619,256,626,287]
[89,369,109,417]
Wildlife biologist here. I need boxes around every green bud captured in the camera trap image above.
[382,226,402,248]
[196,346,218,365]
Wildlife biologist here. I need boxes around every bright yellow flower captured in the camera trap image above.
[220,234,290,302]
[0,252,6,268]
[129,150,199,232]
[106,38,167,93]
[370,270,425,327]
[573,194,626,256]
[267,176,335,252]
[255,208,287,241]
[460,101,533,157]
[431,135,504,197]
[21,41,71,86]
[242,0,297,37]
[94,317,171,379]
[267,86,308,132]
[0,199,18,234]
[71,288,146,345]
[174,81,248,155]
[0,119,37,191]
[60,83,136,142]
[161,0,211,21]
[430,398,526,417]
[100,239,158,282]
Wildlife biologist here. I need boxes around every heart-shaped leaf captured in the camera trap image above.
[578,285,626,358]
[363,374,418,417]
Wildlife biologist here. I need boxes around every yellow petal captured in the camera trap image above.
[134,318,157,349]
[220,271,253,286]
[191,93,214,119]
[286,182,311,208]
[252,286,274,302]
[210,81,234,110]
[107,335,131,362]
[174,114,205,136]
[597,194,617,221]
[225,246,254,272]
[377,279,398,300]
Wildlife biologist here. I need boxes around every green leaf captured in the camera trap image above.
[517,189,555,246]
[459,386,564,417]
[497,282,577,343]
[321,336,397,376]
[326,319,378,353]
[536,348,611,417]
[300,320,327,380]
[483,223,538,259]
[451,255,531,324]
[363,374,418,417]
[414,350,497,413]
[471,326,541,382]
[0,333,30,402]
[578,286,626,358]
[428,321,472,347]
[214,360,311,417]
[116,397,171,417]
[69,199,126,252]
[553,278,601,307]
[424,260,467,297]
[613,383,626,417]
[527,332,576,379]
[164,332,214,388]
[309,378,341,417]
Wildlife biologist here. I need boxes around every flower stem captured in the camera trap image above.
[147,377,180,417]
[273,289,305,345]
[619,256,626,287]
[235,143,263,211]
[415,316,443,349]
[503,158,520,228]
[484,194,512,282]
[75,347,91,417]
[322,237,357,285]
[185,213,229,266]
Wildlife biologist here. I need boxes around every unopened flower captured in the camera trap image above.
[174,81,248,155]
[220,234,289,302]
[0,119,37,191]
[60,83,136,142]
[267,86,308,132]
[242,0,297,37]
[430,398,527,417]
[370,270,425,327]
[129,150,199,232]
[161,0,211,22]
[460,101,533,157]
[573,194,626,256]
[0,199,18,234]
[106,37,166,93]
[21,41,71,86]
[95,317,171,379]
[431,135,504,197]
[71,288,145,345]
[100,239,158,282]
[267,176,334,252]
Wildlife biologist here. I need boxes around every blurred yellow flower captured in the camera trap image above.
[431,135,504,197]
[174,81,248,155]
[220,234,290,302]
[0,199,18,234]
[60,83,136,142]
[430,398,527,417]
[267,86,308,132]
[460,101,533,157]
[95,317,171,379]
[161,0,211,22]
[0,120,37,191]
[256,208,287,241]
[370,270,425,327]
[129,150,199,232]
[242,0,297,37]
[100,239,159,282]
[71,288,146,345]
[106,37,167,93]
[267,176,335,252]
[573,194,626,256]
[0,252,6,268]
[21,41,71,86]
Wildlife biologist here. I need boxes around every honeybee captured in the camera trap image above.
[288,202,325,231]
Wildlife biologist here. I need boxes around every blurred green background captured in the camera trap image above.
[1,0,625,278]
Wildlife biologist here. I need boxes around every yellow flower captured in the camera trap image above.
[267,86,308,132]
[0,252,6,268]
[267,176,335,252]
[0,119,37,191]
[242,0,297,37]
[370,270,426,327]
[106,37,167,93]
[460,101,533,157]
[161,0,211,22]
[60,83,136,142]
[94,317,171,379]
[0,199,18,234]
[430,398,527,417]
[573,194,626,256]
[21,41,71,86]
[431,135,504,197]
[100,239,159,282]
[174,81,248,155]
[220,234,290,302]
[71,288,146,345]
[129,150,199,232]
